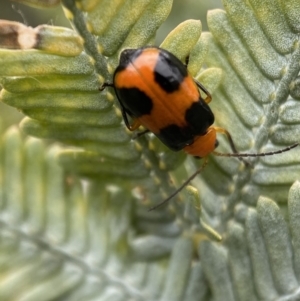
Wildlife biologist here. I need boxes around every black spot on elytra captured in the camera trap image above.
[116,48,143,72]
[157,124,194,151]
[154,50,187,93]
[185,100,214,135]
[115,87,153,117]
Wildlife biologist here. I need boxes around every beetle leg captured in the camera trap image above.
[214,127,249,166]
[119,106,141,131]
[128,118,142,131]
[102,83,142,131]
[214,127,238,153]
[194,79,212,104]
[99,82,114,91]
[184,55,190,68]
[184,55,211,104]
[132,129,150,139]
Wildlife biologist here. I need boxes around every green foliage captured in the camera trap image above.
[0,0,300,300]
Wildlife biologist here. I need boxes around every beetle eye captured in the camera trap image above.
[215,140,219,148]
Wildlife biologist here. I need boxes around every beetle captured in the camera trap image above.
[100,46,298,210]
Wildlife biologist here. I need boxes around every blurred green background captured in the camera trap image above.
[0,0,222,131]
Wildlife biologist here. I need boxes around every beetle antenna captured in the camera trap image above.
[148,157,209,211]
[213,143,298,158]
[149,142,298,211]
